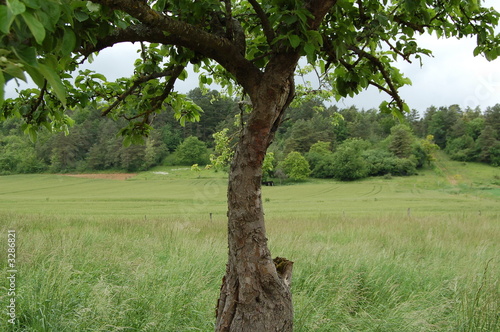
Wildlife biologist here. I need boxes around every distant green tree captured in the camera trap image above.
[187,89,237,142]
[284,119,326,153]
[306,141,335,178]
[446,135,476,161]
[362,149,397,176]
[476,125,500,163]
[0,135,45,174]
[279,151,311,181]
[175,136,209,165]
[120,144,146,172]
[262,152,275,181]
[484,104,500,136]
[142,135,167,170]
[465,117,485,141]
[388,124,415,158]
[331,139,370,181]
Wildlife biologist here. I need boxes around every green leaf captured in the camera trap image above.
[21,11,46,44]
[90,73,107,81]
[0,5,14,33]
[123,135,132,147]
[61,28,77,55]
[3,63,27,81]
[23,0,41,9]
[24,65,44,87]
[473,46,481,57]
[13,46,37,66]
[74,10,89,22]
[178,68,188,81]
[288,34,302,48]
[6,0,25,15]
[44,1,61,23]
[86,1,100,12]
[304,43,316,63]
[26,125,38,142]
[37,63,67,104]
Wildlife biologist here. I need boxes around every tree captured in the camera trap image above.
[175,136,209,165]
[307,141,335,178]
[388,124,414,158]
[331,138,370,181]
[476,125,500,163]
[1,0,499,330]
[279,151,311,181]
[262,152,275,181]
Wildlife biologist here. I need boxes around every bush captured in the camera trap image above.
[362,149,396,176]
[392,157,417,176]
[310,154,336,178]
[307,141,335,178]
[331,139,370,181]
[446,136,476,162]
[175,136,210,165]
[279,151,311,181]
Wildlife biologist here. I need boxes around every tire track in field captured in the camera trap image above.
[306,184,342,198]
[0,178,97,196]
[359,185,383,197]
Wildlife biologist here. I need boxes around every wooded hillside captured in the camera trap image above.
[1,88,499,177]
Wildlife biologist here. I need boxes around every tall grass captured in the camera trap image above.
[0,163,498,331]
[0,211,498,331]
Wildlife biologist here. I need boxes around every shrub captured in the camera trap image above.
[362,149,396,176]
[331,139,370,181]
[175,136,210,165]
[279,151,311,181]
[307,141,335,178]
[446,136,476,162]
[392,157,417,176]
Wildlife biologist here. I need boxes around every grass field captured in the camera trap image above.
[0,156,499,331]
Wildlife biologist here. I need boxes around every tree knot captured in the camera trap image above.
[273,256,294,287]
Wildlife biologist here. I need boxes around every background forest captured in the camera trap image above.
[1,87,499,179]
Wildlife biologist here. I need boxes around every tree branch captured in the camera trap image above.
[247,0,275,46]
[88,0,261,93]
[306,0,337,29]
[101,67,181,117]
[348,45,405,111]
[384,39,412,63]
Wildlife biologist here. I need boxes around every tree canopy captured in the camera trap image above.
[1,0,499,133]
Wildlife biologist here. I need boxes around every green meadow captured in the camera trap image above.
[0,155,499,331]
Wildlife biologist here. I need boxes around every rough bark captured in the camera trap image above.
[215,58,298,331]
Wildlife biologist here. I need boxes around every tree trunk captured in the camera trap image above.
[215,70,296,331]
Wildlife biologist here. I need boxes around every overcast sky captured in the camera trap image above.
[5,1,500,115]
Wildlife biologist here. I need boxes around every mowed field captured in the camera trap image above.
[0,155,499,331]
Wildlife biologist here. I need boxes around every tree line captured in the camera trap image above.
[1,88,499,177]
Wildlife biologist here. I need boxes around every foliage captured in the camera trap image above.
[306,141,335,178]
[279,151,311,181]
[413,105,499,167]
[191,163,201,177]
[331,138,370,181]
[446,135,477,162]
[262,152,275,181]
[209,128,234,172]
[175,136,209,166]
[388,124,414,158]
